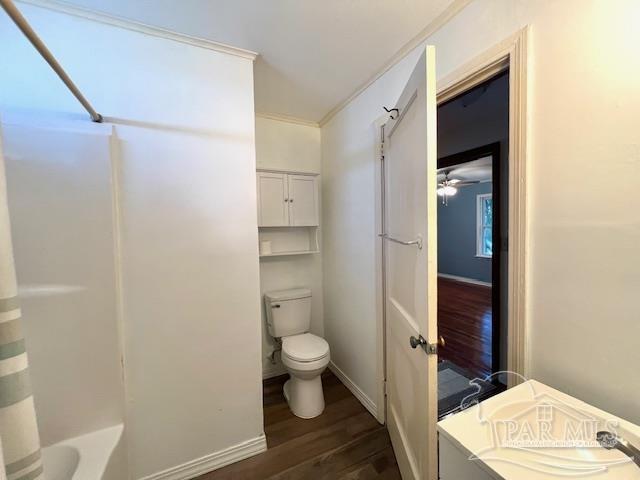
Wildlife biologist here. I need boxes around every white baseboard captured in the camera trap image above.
[328,361,378,420]
[138,434,267,480]
[438,273,491,287]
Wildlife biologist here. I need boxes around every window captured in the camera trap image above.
[476,193,493,258]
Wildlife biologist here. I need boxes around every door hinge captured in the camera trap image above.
[383,380,388,396]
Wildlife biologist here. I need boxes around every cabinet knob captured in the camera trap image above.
[289,199,294,203]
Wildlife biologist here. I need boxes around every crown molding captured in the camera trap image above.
[15,0,258,61]
[255,112,319,128]
[319,0,471,126]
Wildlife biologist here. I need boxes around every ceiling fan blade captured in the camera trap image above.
[455,180,482,186]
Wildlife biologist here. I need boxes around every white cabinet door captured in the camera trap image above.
[287,174,318,226]
[257,172,289,226]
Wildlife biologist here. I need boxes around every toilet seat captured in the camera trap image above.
[282,333,329,362]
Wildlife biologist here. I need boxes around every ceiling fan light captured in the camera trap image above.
[443,186,457,196]
[437,185,457,198]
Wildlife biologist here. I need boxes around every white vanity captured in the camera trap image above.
[438,380,640,479]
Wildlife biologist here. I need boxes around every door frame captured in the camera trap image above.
[375,26,529,420]
[374,114,388,424]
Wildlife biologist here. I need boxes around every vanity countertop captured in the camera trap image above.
[438,380,640,479]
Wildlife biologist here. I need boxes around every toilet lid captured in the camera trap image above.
[282,333,329,362]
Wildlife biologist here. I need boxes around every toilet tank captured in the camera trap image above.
[264,288,312,338]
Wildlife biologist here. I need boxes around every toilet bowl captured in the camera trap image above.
[264,288,330,419]
[281,333,330,418]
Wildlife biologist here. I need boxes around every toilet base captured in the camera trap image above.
[283,375,325,419]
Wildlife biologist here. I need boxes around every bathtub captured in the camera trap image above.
[41,424,126,480]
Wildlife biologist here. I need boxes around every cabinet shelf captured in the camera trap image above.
[259,249,320,258]
[258,225,314,228]
[258,225,319,258]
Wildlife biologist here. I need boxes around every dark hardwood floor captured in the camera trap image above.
[198,371,401,480]
[438,277,493,379]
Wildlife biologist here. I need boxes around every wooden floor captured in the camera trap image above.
[198,371,401,480]
[438,277,493,379]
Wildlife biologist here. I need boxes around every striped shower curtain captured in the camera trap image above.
[0,130,43,479]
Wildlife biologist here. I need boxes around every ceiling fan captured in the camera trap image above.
[437,171,481,205]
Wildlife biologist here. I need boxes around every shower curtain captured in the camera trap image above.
[0,128,43,479]
[0,437,7,480]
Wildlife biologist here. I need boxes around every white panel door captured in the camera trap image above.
[383,47,438,480]
[287,174,318,226]
[257,172,289,226]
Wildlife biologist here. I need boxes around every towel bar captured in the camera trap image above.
[379,233,423,250]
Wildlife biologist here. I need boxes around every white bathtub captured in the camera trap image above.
[41,424,126,480]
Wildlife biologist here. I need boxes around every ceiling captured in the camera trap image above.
[56,0,458,123]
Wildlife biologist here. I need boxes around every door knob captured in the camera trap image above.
[409,335,444,355]
[409,335,426,349]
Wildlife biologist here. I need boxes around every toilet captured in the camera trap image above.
[264,288,330,419]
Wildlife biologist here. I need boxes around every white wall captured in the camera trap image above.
[321,49,428,406]
[255,116,323,377]
[322,0,640,424]
[256,117,321,173]
[0,4,264,479]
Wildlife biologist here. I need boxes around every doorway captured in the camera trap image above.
[435,72,509,418]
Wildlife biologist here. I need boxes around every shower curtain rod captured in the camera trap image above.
[0,0,103,122]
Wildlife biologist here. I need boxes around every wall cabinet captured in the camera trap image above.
[257,171,319,227]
